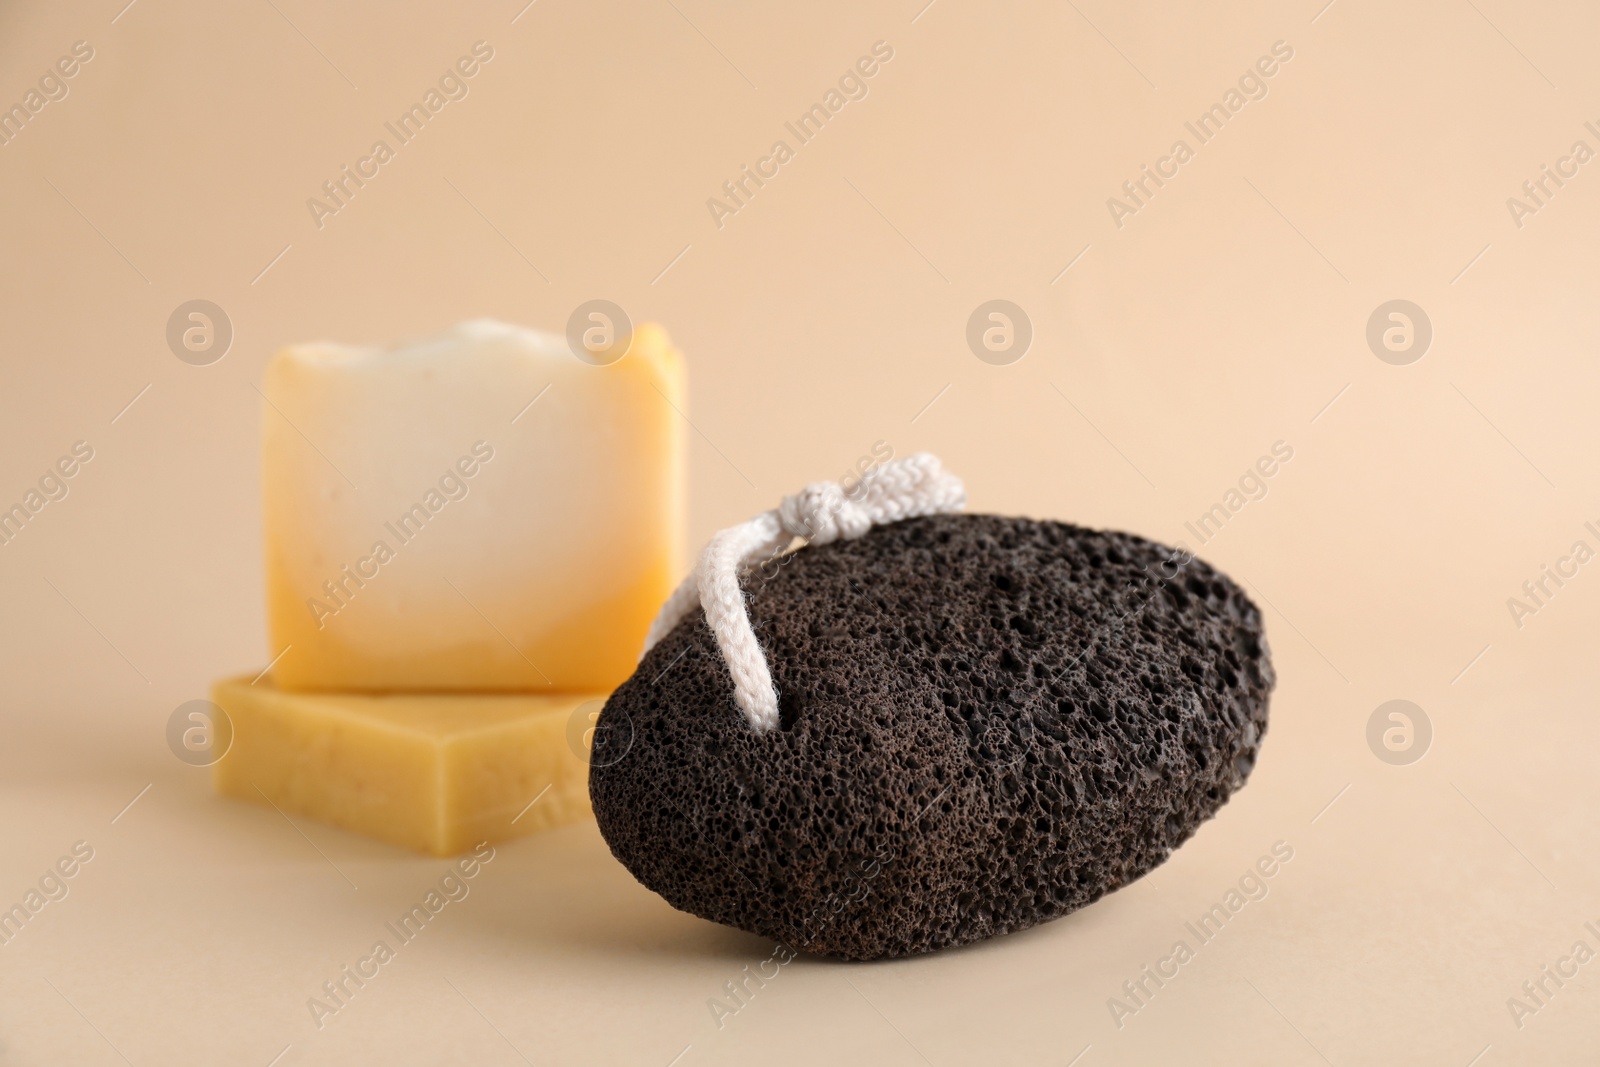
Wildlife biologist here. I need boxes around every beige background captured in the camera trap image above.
[2,0,1598,1063]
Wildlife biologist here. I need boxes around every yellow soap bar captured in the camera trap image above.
[261,318,685,692]
[211,676,601,856]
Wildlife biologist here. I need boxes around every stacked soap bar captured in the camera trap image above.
[212,679,601,856]
[215,319,685,855]
[262,318,685,693]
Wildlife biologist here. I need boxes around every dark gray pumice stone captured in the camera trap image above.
[589,514,1274,960]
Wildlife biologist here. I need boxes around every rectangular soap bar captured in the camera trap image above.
[211,676,601,855]
[261,319,685,692]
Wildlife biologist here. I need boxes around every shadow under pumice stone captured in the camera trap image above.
[452,821,769,964]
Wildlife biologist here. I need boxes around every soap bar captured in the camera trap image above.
[211,676,601,855]
[261,319,685,692]
[591,515,1274,959]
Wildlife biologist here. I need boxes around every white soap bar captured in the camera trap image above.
[261,319,685,692]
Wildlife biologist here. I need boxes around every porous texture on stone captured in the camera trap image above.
[589,514,1274,960]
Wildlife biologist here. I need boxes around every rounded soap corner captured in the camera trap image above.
[259,344,299,389]
[630,322,685,378]
[260,339,347,399]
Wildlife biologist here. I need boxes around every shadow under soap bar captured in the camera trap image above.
[211,676,600,856]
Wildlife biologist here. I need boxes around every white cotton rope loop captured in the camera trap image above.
[640,453,967,733]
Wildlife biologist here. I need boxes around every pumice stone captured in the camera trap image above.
[589,455,1273,960]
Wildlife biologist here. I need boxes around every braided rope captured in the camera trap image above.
[641,453,966,731]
